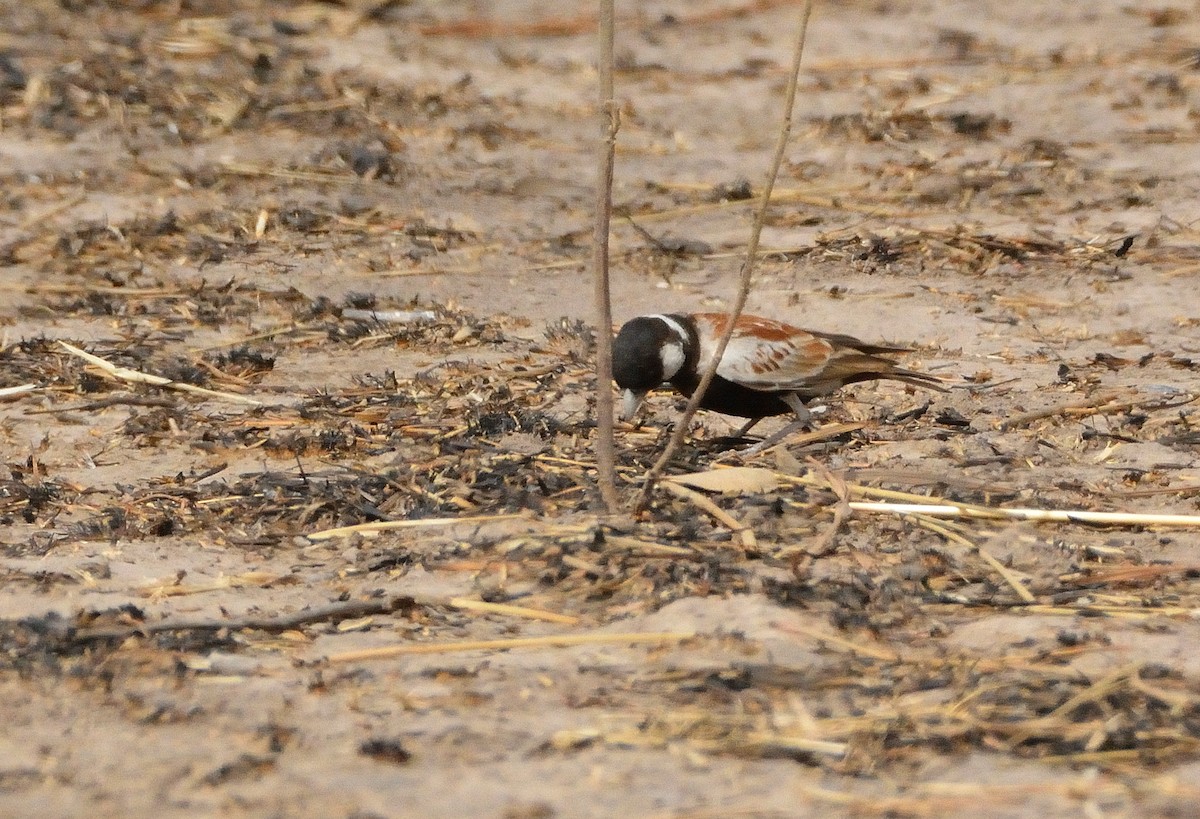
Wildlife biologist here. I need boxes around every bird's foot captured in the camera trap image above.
[702,417,765,453]
[725,404,828,458]
[734,419,811,457]
[780,393,814,425]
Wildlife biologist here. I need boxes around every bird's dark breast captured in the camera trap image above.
[671,374,792,418]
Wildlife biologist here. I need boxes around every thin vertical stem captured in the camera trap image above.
[591,0,620,512]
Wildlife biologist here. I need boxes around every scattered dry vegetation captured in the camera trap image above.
[3,1,1200,816]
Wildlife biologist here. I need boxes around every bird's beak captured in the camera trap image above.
[620,389,646,421]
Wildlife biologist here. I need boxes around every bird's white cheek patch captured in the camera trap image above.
[660,341,685,379]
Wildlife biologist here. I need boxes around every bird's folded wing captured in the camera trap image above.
[713,332,836,389]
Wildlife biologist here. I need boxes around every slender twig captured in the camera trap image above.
[591,0,620,512]
[45,595,578,643]
[64,596,420,642]
[635,1,813,512]
[326,631,695,664]
[56,341,263,406]
[25,394,177,415]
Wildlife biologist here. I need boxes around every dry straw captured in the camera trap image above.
[57,341,262,406]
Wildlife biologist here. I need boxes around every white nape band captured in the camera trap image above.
[648,314,689,342]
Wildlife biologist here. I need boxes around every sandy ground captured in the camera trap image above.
[3,1,1200,816]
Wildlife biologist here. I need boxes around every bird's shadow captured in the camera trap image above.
[696,434,763,453]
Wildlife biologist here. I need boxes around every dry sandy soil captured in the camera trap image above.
[3,1,1200,816]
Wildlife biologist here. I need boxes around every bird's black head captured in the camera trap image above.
[612,315,686,391]
[612,315,691,421]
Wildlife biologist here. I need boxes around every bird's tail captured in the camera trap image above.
[880,366,949,393]
[798,349,948,397]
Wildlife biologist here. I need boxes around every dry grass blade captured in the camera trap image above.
[692,733,848,759]
[194,321,321,351]
[601,533,698,556]
[66,596,420,642]
[1021,604,1195,619]
[915,516,1036,602]
[56,341,262,406]
[1070,563,1200,585]
[661,480,757,549]
[806,460,851,556]
[784,469,1200,528]
[848,500,1200,527]
[975,546,1037,603]
[447,598,579,625]
[218,161,356,183]
[306,513,526,541]
[325,631,696,663]
[1000,664,1143,749]
[784,471,1003,513]
[0,284,186,297]
[155,16,232,56]
[773,621,901,662]
[999,389,1126,430]
[0,384,37,399]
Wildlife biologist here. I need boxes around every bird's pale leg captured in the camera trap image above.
[738,393,812,456]
[732,417,763,439]
[781,393,812,426]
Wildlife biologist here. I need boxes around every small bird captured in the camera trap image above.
[612,312,943,437]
